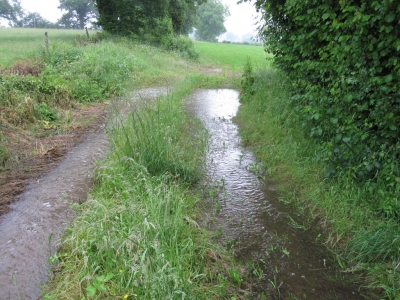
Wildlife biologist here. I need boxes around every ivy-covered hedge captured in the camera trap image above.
[252,0,399,218]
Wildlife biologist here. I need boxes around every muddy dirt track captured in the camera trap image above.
[0,104,107,215]
[0,88,168,299]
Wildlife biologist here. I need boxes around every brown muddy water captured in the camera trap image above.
[184,89,364,299]
[0,88,168,300]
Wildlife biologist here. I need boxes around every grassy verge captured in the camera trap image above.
[43,78,243,299]
[0,34,198,170]
[236,67,399,299]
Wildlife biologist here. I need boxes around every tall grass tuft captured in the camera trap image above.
[111,93,204,185]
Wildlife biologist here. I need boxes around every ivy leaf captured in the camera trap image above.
[385,12,395,23]
[385,74,393,83]
[322,13,330,20]
[342,137,351,143]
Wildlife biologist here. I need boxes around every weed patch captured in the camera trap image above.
[0,134,11,168]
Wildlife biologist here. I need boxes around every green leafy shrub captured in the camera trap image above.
[45,43,83,66]
[252,0,399,219]
[34,103,57,121]
[244,1,400,295]
[161,35,199,60]
[0,133,11,167]
[240,57,255,102]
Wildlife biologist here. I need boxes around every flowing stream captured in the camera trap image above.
[0,88,168,300]
[184,89,363,299]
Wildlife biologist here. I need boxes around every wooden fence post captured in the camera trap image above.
[45,32,49,51]
[85,27,90,40]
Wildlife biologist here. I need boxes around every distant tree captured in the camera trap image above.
[169,0,206,35]
[94,0,207,37]
[14,12,56,28]
[57,12,79,29]
[94,0,169,36]
[0,0,22,22]
[180,3,197,35]
[58,0,97,29]
[169,0,188,34]
[195,0,229,42]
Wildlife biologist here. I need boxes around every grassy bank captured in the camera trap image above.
[236,67,399,299]
[0,33,198,171]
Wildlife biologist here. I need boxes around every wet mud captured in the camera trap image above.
[0,104,108,215]
[0,88,168,300]
[184,89,364,299]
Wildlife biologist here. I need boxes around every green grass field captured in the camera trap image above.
[194,41,271,71]
[0,28,88,67]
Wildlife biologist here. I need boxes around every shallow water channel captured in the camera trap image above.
[0,88,363,299]
[0,88,168,299]
[184,89,363,299]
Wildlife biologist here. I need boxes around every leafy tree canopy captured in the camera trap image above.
[169,0,207,35]
[0,0,22,21]
[94,0,166,36]
[94,0,206,37]
[14,12,56,28]
[58,0,98,29]
[195,0,230,42]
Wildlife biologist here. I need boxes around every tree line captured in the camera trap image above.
[0,0,229,42]
[0,0,97,29]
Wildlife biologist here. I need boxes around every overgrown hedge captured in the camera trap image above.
[252,0,399,219]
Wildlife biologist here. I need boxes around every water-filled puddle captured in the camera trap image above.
[0,87,168,299]
[185,89,362,299]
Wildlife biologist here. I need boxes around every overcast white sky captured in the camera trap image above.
[18,0,260,40]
